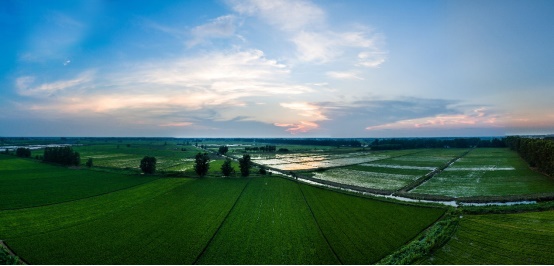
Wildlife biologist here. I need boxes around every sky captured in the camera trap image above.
[1,0,554,138]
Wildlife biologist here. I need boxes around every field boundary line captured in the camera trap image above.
[192,178,252,265]
[1,240,28,265]
[298,183,343,264]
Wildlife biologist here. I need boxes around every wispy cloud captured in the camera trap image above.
[187,15,242,47]
[15,70,94,97]
[365,107,501,131]
[326,70,364,80]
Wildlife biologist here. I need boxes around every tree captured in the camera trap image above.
[194,152,210,177]
[258,166,267,175]
[218,145,229,155]
[86,158,93,168]
[221,158,235,177]
[238,154,251,177]
[140,156,157,174]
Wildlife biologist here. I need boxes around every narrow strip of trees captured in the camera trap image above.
[16,148,31,158]
[43,146,80,166]
[506,136,554,177]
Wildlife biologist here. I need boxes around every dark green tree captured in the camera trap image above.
[194,152,210,177]
[258,166,267,175]
[221,158,235,177]
[15,147,31,158]
[86,158,93,168]
[218,145,229,155]
[140,156,157,174]
[238,154,251,177]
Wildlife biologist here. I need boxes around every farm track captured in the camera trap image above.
[192,178,252,264]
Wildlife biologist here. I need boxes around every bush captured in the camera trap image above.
[0,244,19,265]
[140,156,157,174]
[86,158,93,168]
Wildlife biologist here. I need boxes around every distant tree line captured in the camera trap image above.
[369,137,503,150]
[43,146,80,166]
[245,145,277,152]
[506,136,554,177]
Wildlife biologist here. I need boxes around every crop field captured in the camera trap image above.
[4,178,250,264]
[300,184,445,264]
[307,149,467,191]
[411,148,554,197]
[423,210,554,264]
[0,157,446,264]
[0,155,157,210]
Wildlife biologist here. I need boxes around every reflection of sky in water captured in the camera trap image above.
[256,155,389,170]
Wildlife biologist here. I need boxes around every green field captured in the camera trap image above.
[423,211,554,264]
[412,148,554,197]
[0,155,157,210]
[0,156,446,264]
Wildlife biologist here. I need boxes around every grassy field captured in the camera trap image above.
[422,210,554,264]
[412,148,554,197]
[0,155,157,210]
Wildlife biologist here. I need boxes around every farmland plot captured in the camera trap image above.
[197,177,339,264]
[75,144,202,170]
[301,184,445,264]
[423,211,554,264]
[307,149,465,191]
[0,155,157,210]
[5,178,249,265]
[412,148,554,197]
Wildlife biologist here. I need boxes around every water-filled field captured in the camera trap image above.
[307,149,468,191]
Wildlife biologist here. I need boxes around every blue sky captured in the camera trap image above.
[1,0,554,137]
